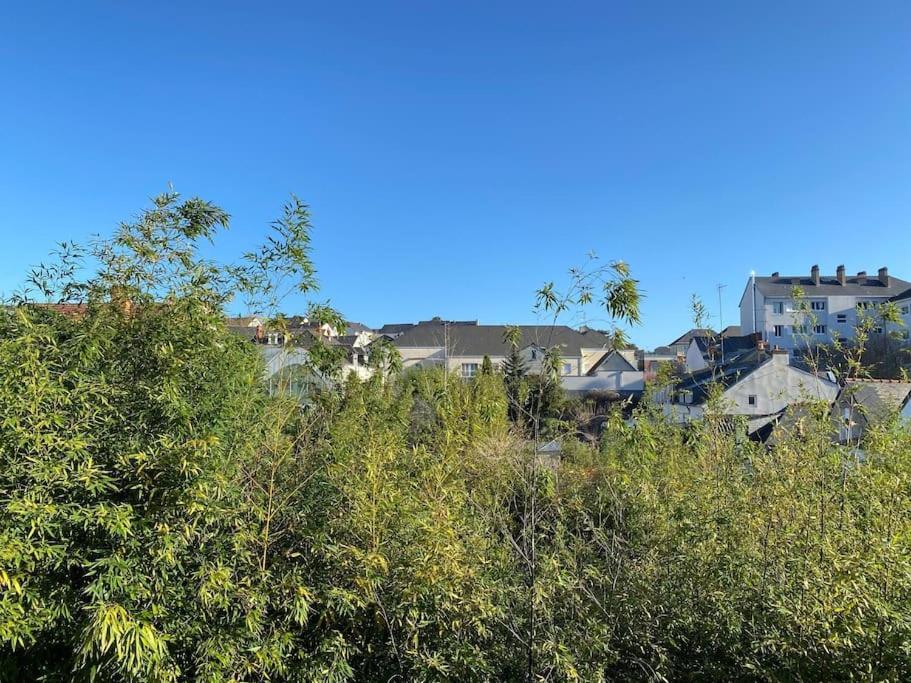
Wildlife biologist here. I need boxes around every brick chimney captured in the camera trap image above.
[879,266,890,287]
[857,271,867,285]
[836,265,846,285]
[811,264,820,285]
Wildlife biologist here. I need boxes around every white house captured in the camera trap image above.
[562,349,644,395]
[661,349,840,435]
[740,265,911,351]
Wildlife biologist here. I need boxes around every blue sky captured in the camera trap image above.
[2,1,910,348]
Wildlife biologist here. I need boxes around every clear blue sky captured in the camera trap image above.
[2,1,910,348]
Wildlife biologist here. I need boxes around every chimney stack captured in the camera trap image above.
[879,266,890,288]
[771,271,779,278]
[836,265,846,285]
[811,264,820,285]
[857,271,867,285]
[771,348,790,365]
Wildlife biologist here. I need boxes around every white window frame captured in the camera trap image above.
[772,302,784,315]
[810,300,826,311]
[562,362,573,376]
[460,363,478,378]
[814,324,827,335]
[748,395,757,406]
[773,325,783,337]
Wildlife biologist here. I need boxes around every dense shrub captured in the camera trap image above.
[2,195,910,681]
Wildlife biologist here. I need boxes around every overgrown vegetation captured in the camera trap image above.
[1,194,910,681]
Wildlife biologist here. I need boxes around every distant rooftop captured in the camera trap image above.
[752,265,910,298]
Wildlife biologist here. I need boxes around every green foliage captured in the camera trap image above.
[4,194,911,682]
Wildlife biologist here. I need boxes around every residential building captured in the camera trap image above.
[834,379,911,444]
[892,287,911,342]
[660,349,839,435]
[668,328,717,357]
[391,319,614,382]
[636,346,679,381]
[740,265,911,351]
[684,332,763,372]
[562,349,644,395]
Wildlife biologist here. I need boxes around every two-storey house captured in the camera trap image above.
[391,319,623,384]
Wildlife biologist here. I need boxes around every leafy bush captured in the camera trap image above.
[2,194,911,681]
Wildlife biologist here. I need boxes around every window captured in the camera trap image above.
[773,325,783,337]
[793,324,809,335]
[857,301,874,310]
[902,305,910,315]
[836,313,847,324]
[460,363,478,378]
[772,302,784,315]
[748,395,757,406]
[530,349,537,360]
[562,362,573,375]
[810,301,826,311]
[678,390,693,405]
[873,327,883,335]
[814,325,827,335]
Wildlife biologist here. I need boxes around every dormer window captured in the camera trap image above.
[530,349,537,360]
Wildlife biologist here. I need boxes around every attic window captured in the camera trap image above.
[748,395,757,407]
[530,349,537,360]
[836,314,848,324]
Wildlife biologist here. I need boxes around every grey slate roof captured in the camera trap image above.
[891,287,911,303]
[673,352,769,405]
[378,323,416,335]
[393,322,612,357]
[838,379,911,425]
[669,328,717,347]
[753,273,911,298]
[720,325,742,337]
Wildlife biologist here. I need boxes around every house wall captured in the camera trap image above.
[399,346,446,369]
[740,281,763,335]
[685,340,709,372]
[720,357,839,415]
[580,347,611,374]
[742,283,893,350]
[397,346,586,376]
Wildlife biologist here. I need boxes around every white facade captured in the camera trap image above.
[739,269,908,351]
[399,344,602,378]
[685,339,710,372]
[662,352,839,432]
